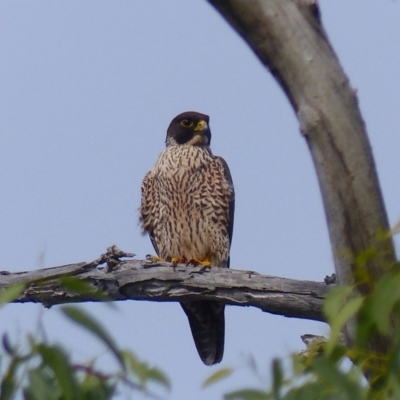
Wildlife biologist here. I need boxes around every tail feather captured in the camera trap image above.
[181,301,225,365]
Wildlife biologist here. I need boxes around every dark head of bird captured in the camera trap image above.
[166,111,211,147]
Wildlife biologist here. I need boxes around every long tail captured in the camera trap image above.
[181,301,225,365]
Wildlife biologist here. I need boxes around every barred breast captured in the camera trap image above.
[140,144,233,268]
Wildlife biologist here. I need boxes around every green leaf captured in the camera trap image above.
[121,350,170,391]
[61,306,124,370]
[324,286,363,354]
[202,367,233,388]
[328,296,363,354]
[0,380,15,400]
[312,357,366,399]
[121,350,148,386]
[370,271,400,334]
[1,358,19,400]
[145,367,171,391]
[323,285,353,323]
[80,370,115,400]
[0,283,25,307]
[24,367,63,400]
[36,344,78,400]
[224,389,268,400]
[285,381,341,400]
[121,349,140,369]
[59,277,110,301]
[272,358,283,398]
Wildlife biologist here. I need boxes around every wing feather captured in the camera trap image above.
[139,171,160,256]
[216,156,235,267]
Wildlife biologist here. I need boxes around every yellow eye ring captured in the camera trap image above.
[180,119,194,128]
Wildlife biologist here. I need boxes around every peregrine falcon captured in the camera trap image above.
[139,111,235,365]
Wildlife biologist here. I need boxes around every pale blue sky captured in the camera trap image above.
[1,1,399,399]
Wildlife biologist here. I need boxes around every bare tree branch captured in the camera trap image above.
[207,0,397,355]
[0,247,329,322]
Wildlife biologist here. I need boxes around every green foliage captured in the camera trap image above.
[2,244,400,399]
[323,286,363,354]
[59,277,110,302]
[204,252,400,399]
[0,283,26,307]
[61,306,125,369]
[0,300,170,400]
[224,389,270,400]
[202,367,233,388]
[121,350,171,392]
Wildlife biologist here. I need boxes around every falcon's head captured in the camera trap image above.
[166,111,211,147]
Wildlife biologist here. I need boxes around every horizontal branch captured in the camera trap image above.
[0,247,331,323]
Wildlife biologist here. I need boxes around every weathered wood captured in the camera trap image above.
[0,247,329,322]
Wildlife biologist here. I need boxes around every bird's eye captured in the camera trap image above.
[180,119,193,128]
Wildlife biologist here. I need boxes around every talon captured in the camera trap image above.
[170,256,187,265]
[187,258,212,267]
[146,254,163,262]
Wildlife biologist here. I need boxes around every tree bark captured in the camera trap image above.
[207,0,397,354]
[1,247,329,322]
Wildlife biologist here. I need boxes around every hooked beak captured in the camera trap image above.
[194,120,208,133]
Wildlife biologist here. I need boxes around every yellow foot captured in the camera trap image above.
[187,258,212,267]
[146,255,188,265]
[170,256,187,265]
[146,254,163,262]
